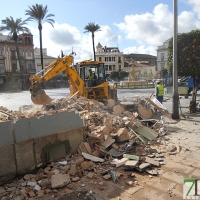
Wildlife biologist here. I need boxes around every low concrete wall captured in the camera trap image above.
[167,86,188,95]
[0,111,85,183]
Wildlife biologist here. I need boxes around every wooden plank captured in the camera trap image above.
[145,98,173,120]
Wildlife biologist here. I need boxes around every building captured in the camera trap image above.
[95,43,124,74]
[0,33,35,86]
[156,38,171,78]
[34,47,57,73]
[124,53,157,80]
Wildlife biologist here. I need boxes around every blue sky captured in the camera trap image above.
[0,0,200,62]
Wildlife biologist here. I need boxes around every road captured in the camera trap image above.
[0,87,197,114]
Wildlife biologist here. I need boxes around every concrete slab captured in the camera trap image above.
[15,140,35,174]
[0,144,16,180]
[0,121,13,147]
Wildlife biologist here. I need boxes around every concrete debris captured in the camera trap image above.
[0,96,177,199]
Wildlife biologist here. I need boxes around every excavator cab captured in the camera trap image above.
[77,61,106,87]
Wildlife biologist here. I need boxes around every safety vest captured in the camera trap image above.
[157,84,164,96]
[88,73,95,80]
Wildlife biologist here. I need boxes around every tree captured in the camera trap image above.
[168,29,200,112]
[25,4,55,76]
[119,70,129,80]
[110,71,119,81]
[160,68,168,78]
[0,17,30,82]
[84,22,101,61]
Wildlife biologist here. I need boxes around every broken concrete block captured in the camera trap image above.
[103,174,111,180]
[139,163,151,170]
[124,160,139,170]
[39,178,50,188]
[145,157,160,167]
[111,158,129,167]
[100,137,115,149]
[125,181,134,186]
[87,172,95,179]
[108,99,116,108]
[78,142,92,154]
[71,177,80,182]
[80,161,94,170]
[146,169,158,175]
[115,128,130,142]
[82,152,105,162]
[51,174,70,189]
[113,105,124,115]
[69,164,77,175]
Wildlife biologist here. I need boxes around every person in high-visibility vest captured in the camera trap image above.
[88,69,97,80]
[155,81,164,104]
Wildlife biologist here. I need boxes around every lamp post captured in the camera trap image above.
[172,0,179,119]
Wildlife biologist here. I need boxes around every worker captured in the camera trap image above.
[155,81,164,104]
[88,69,97,80]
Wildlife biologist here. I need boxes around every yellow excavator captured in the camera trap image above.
[29,53,117,105]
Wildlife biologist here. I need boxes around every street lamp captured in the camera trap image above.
[172,0,179,119]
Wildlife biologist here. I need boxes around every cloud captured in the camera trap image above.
[31,22,120,62]
[116,3,200,56]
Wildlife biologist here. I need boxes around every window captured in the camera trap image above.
[161,53,164,61]
[0,63,5,73]
[45,61,49,66]
[19,49,23,57]
[118,57,121,63]
[144,70,148,77]
[118,65,121,71]
[99,57,102,62]
[27,49,31,57]
[161,64,165,69]
[113,65,115,71]
[37,62,41,66]
[109,65,112,71]
[109,57,111,61]
[0,48,3,56]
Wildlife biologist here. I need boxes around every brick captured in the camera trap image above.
[80,161,94,170]
[115,128,130,142]
[51,174,70,189]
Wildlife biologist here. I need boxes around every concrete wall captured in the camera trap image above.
[0,111,85,183]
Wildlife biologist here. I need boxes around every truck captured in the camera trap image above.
[29,53,117,105]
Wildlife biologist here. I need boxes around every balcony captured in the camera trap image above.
[0,55,5,60]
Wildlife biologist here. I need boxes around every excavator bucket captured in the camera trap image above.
[31,89,52,105]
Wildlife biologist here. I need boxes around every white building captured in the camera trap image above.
[156,38,171,78]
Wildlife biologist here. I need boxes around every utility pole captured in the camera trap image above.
[172,0,179,119]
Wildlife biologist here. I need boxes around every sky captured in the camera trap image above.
[1,0,200,63]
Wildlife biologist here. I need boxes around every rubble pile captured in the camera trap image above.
[0,96,179,199]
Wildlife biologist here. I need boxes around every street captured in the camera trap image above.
[0,87,196,114]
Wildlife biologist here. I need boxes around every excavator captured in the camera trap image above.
[29,53,117,105]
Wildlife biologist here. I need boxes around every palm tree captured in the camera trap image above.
[84,22,101,61]
[0,17,30,83]
[25,4,55,75]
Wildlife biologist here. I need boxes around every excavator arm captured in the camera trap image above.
[29,54,85,105]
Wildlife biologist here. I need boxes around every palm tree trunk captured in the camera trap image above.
[92,33,96,61]
[15,41,23,89]
[39,24,45,89]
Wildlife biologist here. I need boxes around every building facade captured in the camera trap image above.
[0,33,35,85]
[95,43,124,74]
[156,38,171,78]
[34,47,57,73]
